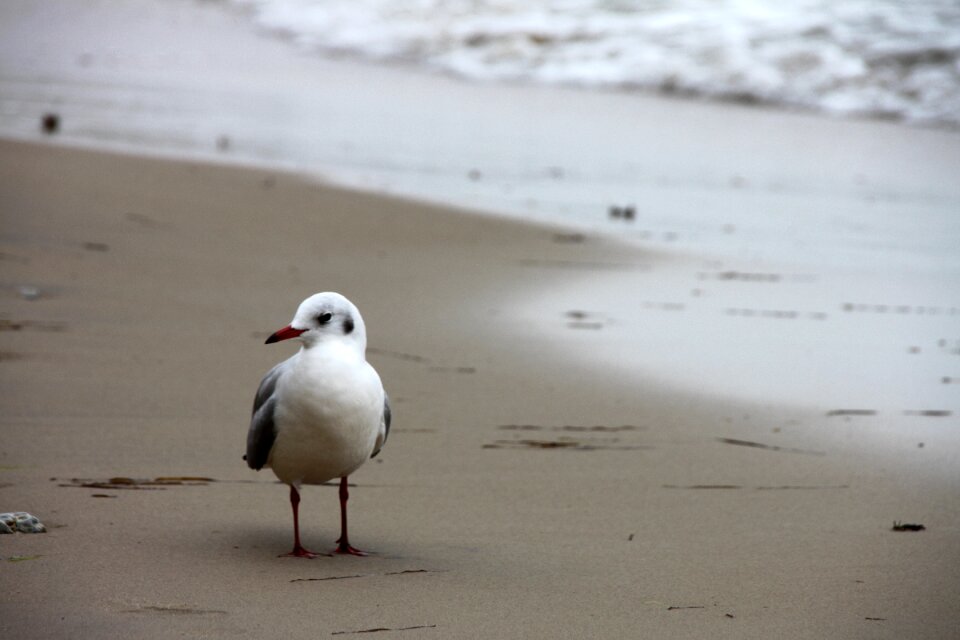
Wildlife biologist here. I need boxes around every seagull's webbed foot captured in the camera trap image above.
[334,538,369,556]
[280,544,330,559]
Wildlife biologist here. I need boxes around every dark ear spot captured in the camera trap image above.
[343,315,355,335]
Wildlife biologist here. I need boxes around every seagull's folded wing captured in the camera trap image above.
[371,393,391,459]
[245,358,291,470]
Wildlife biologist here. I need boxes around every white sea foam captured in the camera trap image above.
[230,0,960,127]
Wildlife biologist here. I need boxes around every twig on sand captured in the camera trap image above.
[717,437,825,456]
[332,625,437,635]
[292,569,443,583]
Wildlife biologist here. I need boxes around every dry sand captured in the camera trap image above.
[1,139,958,638]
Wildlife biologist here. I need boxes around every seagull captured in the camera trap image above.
[245,292,390,558]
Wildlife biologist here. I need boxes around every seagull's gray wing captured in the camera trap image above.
[244,358,290,470]
[371,393,391,459]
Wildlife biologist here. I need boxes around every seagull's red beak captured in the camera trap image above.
[265,325,306,344]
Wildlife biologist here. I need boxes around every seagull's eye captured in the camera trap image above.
[317,312,333,325]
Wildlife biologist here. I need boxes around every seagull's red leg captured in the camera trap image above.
[334,476,367,556]
[280,484,321,558]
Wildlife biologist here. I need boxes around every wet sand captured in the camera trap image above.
[1,140,958,638]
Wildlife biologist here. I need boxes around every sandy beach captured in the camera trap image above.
[2,139,958,638]
[2,0,960,637]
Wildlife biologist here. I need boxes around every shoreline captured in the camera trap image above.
[7,119,957,426]
[3,0,959,265]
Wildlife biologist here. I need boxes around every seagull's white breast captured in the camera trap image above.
[268,343,384,486]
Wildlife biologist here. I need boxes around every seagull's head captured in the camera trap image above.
[265,292,366,350]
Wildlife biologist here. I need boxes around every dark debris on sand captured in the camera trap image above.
[58,476,215,490]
